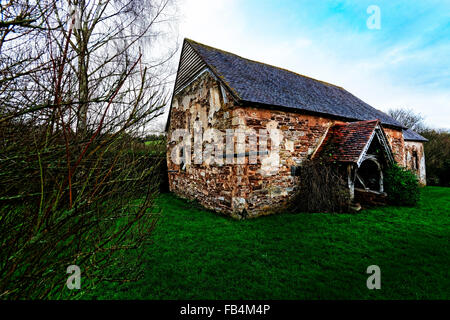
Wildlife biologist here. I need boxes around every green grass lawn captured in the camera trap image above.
[87,187,449,300]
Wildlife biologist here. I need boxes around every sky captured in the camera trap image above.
[166,0,450,129]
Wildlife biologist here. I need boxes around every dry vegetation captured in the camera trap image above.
[0,0,176,299]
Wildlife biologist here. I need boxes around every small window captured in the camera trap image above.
[412,151,419,171]
[291,166,301,176]
[179,147,186,171]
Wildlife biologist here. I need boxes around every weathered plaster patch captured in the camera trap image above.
[232,197,246,211]
[172,99,179,110]
[182,95,193,110]
[260,120,283,176]
[284,139,294,152]
[208,87,221,124]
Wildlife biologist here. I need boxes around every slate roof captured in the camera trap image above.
[186,39,404,128]
[403,128,428,142]
[314,120,380,163]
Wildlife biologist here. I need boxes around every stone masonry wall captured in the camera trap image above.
[231,107,345,217]
[404,141,426,185]
[167,71,237,214]
[383,127,405,165]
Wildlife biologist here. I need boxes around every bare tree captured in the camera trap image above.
[387,108,426,133]
[0,0,177,299]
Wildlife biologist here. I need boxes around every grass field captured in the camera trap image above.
[86,187,449,300]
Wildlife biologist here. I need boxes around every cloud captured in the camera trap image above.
[163,0,450,130]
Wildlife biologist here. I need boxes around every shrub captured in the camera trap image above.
[290,160,351,213]
[384,164,420,206]
[0,130,162,299]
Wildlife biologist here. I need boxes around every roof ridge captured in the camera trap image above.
[333,119,379,127]
[185,38,345,90]
[348,119,380,124]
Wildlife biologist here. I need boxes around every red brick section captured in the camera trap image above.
[383,127,405,165]
[315,120,379,163]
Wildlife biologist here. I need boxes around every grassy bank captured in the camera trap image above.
[85,187,450,299]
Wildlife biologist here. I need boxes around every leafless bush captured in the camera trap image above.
[0,0,176,299]
[290,160,351,213]
[387,108,426,133]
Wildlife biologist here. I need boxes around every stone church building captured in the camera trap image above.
[165,39,427,218]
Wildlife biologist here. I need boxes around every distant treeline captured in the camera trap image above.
[421,129,450,187]
[388,108,450,187]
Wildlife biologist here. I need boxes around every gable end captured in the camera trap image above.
[173,41,207,95]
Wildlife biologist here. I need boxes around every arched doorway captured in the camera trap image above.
[355,158,383,193]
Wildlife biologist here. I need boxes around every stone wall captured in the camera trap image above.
[383,127,405,165]
[232,106,345,217]
[166,71,237,214]
[404,141,426,185]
